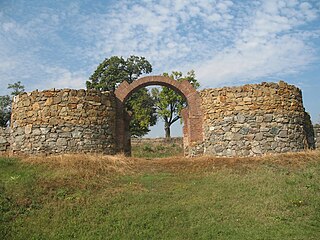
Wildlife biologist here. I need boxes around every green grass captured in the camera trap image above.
[1,153,320,239]
[131,142,183,158]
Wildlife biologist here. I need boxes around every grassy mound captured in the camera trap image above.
[1,151,320,239]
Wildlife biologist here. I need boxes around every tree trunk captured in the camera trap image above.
[165,122,171,139]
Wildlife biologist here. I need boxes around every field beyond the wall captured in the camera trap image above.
[1,151,320,239]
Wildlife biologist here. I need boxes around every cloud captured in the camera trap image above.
[196,34,314,87]
[0,0,319,96]
[196,0,320,86]
[40,67,86,91]
[76,0,238,69]
[76,0,319,87]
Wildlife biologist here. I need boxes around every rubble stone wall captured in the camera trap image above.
[0,80,316,157]
[10,89,117,155]
[0,127,10,154]
[198,81,314,157]
[314,125,320,149]
[131,137,183,147]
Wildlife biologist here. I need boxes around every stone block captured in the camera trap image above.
[0,136,7,144]
[264,114,273,122]
[56,138,68,146]
[236,114,246,123]
[25,124,32,135]
[254,132,264,141]
[278,130,288,138]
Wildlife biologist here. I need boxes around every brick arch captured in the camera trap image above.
[114,75,203,156]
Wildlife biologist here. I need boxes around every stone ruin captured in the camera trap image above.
[0,76,317,157]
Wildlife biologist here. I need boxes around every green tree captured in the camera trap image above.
[152,70,199,139]
[8,81,25,96]
[127,91,157,137]
[0,81,25,127]
[86,55,156,137]
[86,56,152,91]
[0,95,11,127]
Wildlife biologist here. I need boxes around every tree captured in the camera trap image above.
[86,55,156,137]
[0,81,25,127]
[8,81,26,96]
[0,95,11,127]
[152,70,199,139]
[86,56,152,91]
[127,91,157,137]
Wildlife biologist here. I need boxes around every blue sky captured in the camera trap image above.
[0,0,319,137]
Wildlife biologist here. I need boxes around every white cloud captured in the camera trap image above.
[40,66,86,90]
[195,0,320,86]
[0,0,319,96]
[197,35,314,86]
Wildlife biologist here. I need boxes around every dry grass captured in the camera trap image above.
[22,153,136,180]
[21,150,320,175]
[2,150,320,239]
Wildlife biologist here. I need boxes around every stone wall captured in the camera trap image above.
[131,137,183,147]
[10,89,117,155]
[198,81,314,157]
[314,125,320,149]
[0,79,316,157]
[0,127,10,155]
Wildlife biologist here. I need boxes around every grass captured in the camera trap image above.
[131,141,183,158]
[1,151,320,239]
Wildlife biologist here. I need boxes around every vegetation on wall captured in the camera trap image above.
[0,81,25,127]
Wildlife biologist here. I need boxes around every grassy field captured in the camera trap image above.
[1,151,320,239]
[131,140,183,158]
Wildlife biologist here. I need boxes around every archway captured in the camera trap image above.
[114,75,203,156]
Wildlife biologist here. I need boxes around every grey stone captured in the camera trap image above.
[40,128,50,134]
[0,136,7,144]
[256,116,263,123]
[72,130,82,138]
[270,127,280,135]
[56,138,68,146]
[239,127,250,135]
[252,146,262,154]
[233,133,242,141]
[60,132,72,138]
[254,132,264,141]
[224,132,233,140]
[15,127,24,135]
[223,116,234,122]
[264,114,273,122]
[33,128,41,136]
[222,126,231,132]
[214,143,225,153]
[278,130,288,138]
[236,115,246,123]
[15,135,24,142]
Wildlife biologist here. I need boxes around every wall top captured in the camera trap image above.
[200,81,301,93]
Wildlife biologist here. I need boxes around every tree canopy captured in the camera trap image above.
[152,70,199,139]
[86,56,152,91]
[87,55,156,137]
[0,81,25,127]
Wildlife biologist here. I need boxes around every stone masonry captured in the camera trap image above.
[314,125,320,149]
[114,76,203,156]
[0,77,316,157]
[197,81,315,157]
[9,89,117,155]
[0,127,10,154]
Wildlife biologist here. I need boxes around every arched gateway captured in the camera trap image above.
[3,79,312,157]
[114,75,203,155]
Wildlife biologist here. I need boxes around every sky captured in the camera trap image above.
[0,0,319,137]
